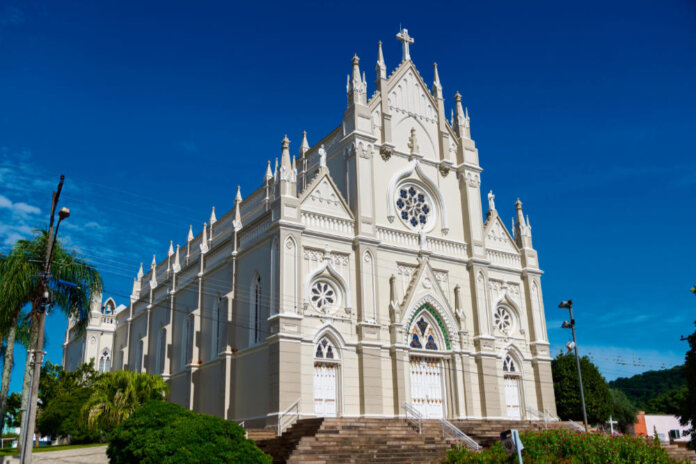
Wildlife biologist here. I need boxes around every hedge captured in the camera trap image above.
[107,400,271,464]
[444,429,679,464]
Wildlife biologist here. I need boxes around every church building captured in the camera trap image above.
[105,29,556,428]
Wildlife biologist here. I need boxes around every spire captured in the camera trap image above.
[187,224,194,242]
[137,262,144,281]
[149,254,157,289]
[396,28,414,62]
[291,155,296,172]
[300,131,310,156]
[168,240,174,257]
[209,206,217,225]
[433,62,442,93]
[265,160,273,182]
[376,41,386,79]
[173,244,181,273]
[234,185,243,231]
[454,92,471,139]
[200,222,209,253]
[281,135,291,174]
[274,157,279,180]
[347,54,366,106]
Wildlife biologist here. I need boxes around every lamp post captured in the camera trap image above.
[20,177,68,464]
[559,299,589,433]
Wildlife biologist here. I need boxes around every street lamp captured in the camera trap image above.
[559,299,589,433]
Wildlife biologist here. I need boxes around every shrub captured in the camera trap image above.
[444,429,677,464]
[107,400,271,464]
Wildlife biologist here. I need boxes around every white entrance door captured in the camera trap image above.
[314,363,337,417]
[409,357,444,419]
[504,376,521,419]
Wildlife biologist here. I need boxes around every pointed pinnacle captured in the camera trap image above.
[235,185,243,202]
[209,206,217,225]
[168,240,174,257]
[187,224,194,242]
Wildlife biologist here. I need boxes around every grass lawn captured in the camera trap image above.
[0,442,105,456]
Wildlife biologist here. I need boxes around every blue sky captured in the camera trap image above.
[0,0,695,393]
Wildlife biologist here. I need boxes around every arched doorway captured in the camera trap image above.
[503,354,522,419]
[407,305,449,419]
[314,336,339,417]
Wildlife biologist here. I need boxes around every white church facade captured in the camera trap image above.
[82,29,556,428]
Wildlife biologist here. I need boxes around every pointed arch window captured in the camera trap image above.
[409,316,439,351]
[315,337,339,360]
[252,275,262,344]
[98,348,111,373]
[156,327,166,374]
[503,355,517,373]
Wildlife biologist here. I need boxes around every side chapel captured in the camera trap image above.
[107,29,556,427]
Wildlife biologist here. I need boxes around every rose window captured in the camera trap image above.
[494,307,513,334]
[395,184,431,229]
[310,281,337,310]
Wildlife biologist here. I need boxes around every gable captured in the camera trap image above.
[299,170,353,220]
[386,64,439,160]
[485,216,519,254]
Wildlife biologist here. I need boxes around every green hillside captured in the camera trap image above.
[609,365,686,414]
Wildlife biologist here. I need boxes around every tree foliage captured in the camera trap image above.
[552,352,612,424]
[609,365,685,412]
[82,369,169,437]
[108,400,271,464]
[609,388,637,432]
[4,392,21,429]
[678,284,696,445]
[36,361,102,442]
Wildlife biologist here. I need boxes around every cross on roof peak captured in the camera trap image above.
[396,28,414,62]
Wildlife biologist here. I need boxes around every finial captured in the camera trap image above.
[377,41,386,79]
[168,240,174,257]
[300,130,310,156]
[200,222,209,253]
[274,157,279,177]
[433,62,441,86]
[282,134,290,148]
[396,28,414,62]
[137,262,144,280]
[209,206,217,225]
[515,198,523,209]
[235,185,242,202]
[187,224,194,242]
[265,160,273,181]
[151,254,157,269]
[454,91,462,102]
[352,53,360,65]
[292,155,296,171]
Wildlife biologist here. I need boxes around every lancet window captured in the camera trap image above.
[503,355,517,374]
[315,337,338,360]
[99,348,111,373]
[409,316,439,351]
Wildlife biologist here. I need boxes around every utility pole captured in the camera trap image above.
[559,299,589,433]
[20,175,68,464]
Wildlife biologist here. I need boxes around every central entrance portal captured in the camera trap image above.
[409,357,444,419]
[314,363,337,417]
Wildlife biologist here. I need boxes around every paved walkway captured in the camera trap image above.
[0,445,108,463]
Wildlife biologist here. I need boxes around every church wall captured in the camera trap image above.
[172,285,198,374]
[168,371,189,408]
[146,303,168,373]
[235,237,273,349]
[195,359,225,417]
[233,345,270,423]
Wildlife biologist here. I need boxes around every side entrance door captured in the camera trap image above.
[504,375,521,419]
[314,363,337,417]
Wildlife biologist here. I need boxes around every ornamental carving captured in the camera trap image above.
[380,145,392,161]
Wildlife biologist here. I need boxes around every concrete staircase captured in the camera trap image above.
[662,443,696,463]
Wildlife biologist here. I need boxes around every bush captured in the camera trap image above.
[37,387,100,443]
[443,429,677,464]
[107,400,271,464]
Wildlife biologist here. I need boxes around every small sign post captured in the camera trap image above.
[500,429,524,464]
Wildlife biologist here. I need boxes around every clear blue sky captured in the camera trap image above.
[1,0,695,393]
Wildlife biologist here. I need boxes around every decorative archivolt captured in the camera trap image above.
[387,160,448,234]
[401,296,457,351]
[304,257,351,314]
[312,324,347,350]
[500,344,525,377]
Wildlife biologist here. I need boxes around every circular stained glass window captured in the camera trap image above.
[310,280,337,311]
[395,183,433,230]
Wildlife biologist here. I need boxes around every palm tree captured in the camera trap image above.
[0,314,32,431]
[0,230,102,439]
[83,370,169,435]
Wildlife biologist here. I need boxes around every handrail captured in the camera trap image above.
[401,402,423,434]
[277,398,301,436]
[567,419,586,432]
[440,418,481,452]
[525,407,559,429]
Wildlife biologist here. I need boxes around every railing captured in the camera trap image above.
[401,402,423,434]
[440,418,481,451]
[526,407,560,429]
[567,419,586,432]
[277,398,301,436]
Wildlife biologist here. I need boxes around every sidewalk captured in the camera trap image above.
[0,445,108,463]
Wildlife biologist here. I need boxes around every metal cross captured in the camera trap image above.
[396,28,414,61]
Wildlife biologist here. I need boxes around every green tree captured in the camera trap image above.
[4,392,22,429]
[0,230,102,437]
[678,284,696,446]
[82,370,169,437]
[609,388,637,432]
[36,361,103,442]
[0,313,31,432]
[646,385,687,415]
[552,351,612,424]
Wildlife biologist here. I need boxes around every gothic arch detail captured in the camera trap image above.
[304,259,351,313]
[405,302,451,350]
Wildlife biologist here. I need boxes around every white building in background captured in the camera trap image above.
[70,28,557,428]
[62,295,125,373]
